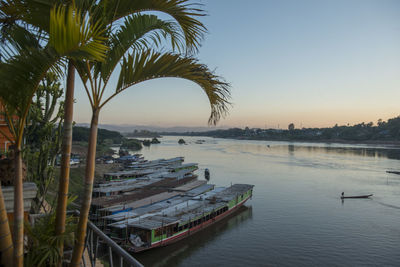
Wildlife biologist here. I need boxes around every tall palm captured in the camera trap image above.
[0,3,107,266]
[69,2,230,265]
[56,0,209,237]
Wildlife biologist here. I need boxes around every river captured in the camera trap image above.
[132,136,400,266]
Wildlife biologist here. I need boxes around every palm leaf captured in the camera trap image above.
[96,13,184,82]
[0,0,55,33]
[110,51,230,125]
[0,47,62,114]
[94,0,206,53]
[24,210,77,267]
[0,22,41,60]
[49,4,108,61]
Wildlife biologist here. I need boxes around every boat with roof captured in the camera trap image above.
[108,184,254,252]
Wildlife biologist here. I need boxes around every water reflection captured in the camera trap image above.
[137,136,400,266]
[288,144,295,156]
[275,144,400,160]
[135,205,253,267]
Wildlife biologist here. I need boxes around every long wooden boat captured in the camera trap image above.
[341,194,373,199]
[113,184,254,253]
[100,184,216,231]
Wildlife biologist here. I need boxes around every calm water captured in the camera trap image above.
[133,136,400,267]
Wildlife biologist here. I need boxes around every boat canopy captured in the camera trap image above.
[129,215,180,230]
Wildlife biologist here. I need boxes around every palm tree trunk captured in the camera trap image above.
[69,108,99,267]
[55,61,75,262]
[13,146,23,267]
[0,185,13,267]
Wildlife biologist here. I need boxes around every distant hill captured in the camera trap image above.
[76,123,228,133]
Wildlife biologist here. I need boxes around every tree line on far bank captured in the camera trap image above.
[72,126,156,152]
[165,116,400,143]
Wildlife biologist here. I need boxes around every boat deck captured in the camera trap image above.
[122,184,254,230]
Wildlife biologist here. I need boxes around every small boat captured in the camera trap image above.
[341,194,373,199]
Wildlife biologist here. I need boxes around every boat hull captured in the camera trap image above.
[341,194,373,199]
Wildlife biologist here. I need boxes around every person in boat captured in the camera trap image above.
[205,168,210,180]
[341,192,344,198]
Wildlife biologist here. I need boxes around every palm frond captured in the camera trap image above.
[0,47,64,135]
[49,3,108,61]
[96,13,184,82]
[25,210,76,267]
[108,51,230,125]
[0,22,41,60]
[0,0,55,33]
[95,0,206,53]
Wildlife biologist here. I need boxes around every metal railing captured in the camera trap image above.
[82,220,143,267]
[70,210,143,267]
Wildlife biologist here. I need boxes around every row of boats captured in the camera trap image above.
[90,156,254,252]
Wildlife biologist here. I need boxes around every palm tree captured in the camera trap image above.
[55,1,209,247]
[0,3,107,266]
[69,2,230,265]
[0,185,13,266]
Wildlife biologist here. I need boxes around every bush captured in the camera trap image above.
[121,138,142,150]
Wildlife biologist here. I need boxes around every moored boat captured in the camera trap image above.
[114,184,254,252]
[89,155,254,254]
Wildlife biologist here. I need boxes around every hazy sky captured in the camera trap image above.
[74,0,400,129]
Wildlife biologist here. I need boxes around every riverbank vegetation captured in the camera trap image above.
[166,116,400,144]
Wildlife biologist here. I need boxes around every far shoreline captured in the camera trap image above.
[164,134,400,148]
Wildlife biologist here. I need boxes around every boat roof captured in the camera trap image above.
[93,178,162,193]
[129,215,181,230]
[171,163,198,168]
[103,184,216,223]
[128,157,184,168]
[108,184,251,230]
[108,188,226,228]
[186,184,215,196]
[104,168,165,177]
[128,184,254,229]
[157,169,195,179]
[172,180,206,192]
[209,184,254,202]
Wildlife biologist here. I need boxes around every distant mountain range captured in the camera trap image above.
[76,123,228,133]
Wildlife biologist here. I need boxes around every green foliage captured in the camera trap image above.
[121,138,142,150]
[24,210,77,267]
[96,143,115,157]
[24,72,64,212]
[151,137,160,144]
[92,0,206,54]
[49,3,108,61]
[178,138,186,144]
[0,2,112,149]
[72,126,124,144]
[97,13,184,81]
[142,139,151,146]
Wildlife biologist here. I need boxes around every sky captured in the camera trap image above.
[73,0,400,129]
